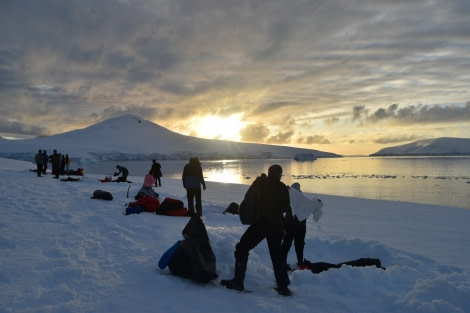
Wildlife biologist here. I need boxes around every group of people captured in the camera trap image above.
[117,157,322,297]
[178,158,323,296]
[115,160,163,185]
[34,149,71,179]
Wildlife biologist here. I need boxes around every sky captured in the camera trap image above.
[1,157,469,313]
[1,0,469,156]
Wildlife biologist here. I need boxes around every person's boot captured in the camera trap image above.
[221,258,246,291]
[221,278,244,291]
[275,285,292,296]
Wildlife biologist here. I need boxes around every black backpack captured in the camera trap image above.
[91,190,113,201]
[239,174,269,225]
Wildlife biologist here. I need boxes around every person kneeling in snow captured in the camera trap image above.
[114,165,129,183]
[281,182,323,271]
[134,171,159,200]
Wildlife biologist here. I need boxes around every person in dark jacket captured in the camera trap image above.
[49,150,61,179]
[42,150,48,174]
[34,149,43,177]
[221,164,293,296]
[150,159,162,186]
[114,165,129,182]
[182,157,206,217]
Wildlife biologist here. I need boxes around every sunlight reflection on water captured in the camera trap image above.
[84,157,470,209]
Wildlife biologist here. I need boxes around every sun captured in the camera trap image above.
[193,114,244,141]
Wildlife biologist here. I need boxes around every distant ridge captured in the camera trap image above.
[0,115,341,163]
[370,137,470,156]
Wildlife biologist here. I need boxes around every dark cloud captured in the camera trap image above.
[357,102,470,125]
[0,117,49,137]
[251,102,293,115]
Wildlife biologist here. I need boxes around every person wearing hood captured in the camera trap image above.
[182,157,206,217]
[281,182,324,270]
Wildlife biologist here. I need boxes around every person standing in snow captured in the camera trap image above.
[34,149,43,177]
[182,157,206,217]
[49,149,61,179]
[42,150,48,174]
[221,164,293,296]
[281,182,323,270]
[150,159,162,187]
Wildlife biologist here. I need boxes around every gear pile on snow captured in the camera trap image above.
[158,215,218,283]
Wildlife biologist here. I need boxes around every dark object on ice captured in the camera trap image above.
[91,190,113,201]
[60,176,81,182]
[165,215,218,283]
[302,258,385,274]
[156,198,187,216]
[223,202,239,215]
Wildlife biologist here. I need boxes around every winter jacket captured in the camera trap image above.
[35,153,43,164]
[116,166,129,179]
[182,161,206,189]
[257,177,292,234]
[50,153,61,166]
[151,162,162,178]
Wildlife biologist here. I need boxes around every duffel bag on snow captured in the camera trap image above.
[91,190,113,201]
[156,198,187,216]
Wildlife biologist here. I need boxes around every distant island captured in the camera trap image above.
[370,137,470,156]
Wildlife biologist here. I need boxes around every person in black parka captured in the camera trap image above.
[114,165,129,182]
[150,159,162,187]
[221,164,293,296]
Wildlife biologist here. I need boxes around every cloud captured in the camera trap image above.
[356,102,470,125]
[296,134,331,145]
[266,129,295,144]
[372,134,422,145]
[0,0,469,154]
[0,117,49,137]
[240,123,270,143]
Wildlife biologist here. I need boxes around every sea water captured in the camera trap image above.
[84,156,470,209]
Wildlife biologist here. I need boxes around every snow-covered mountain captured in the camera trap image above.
[370,137,470,156]
[0,115,340,163]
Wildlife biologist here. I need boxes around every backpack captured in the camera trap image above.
[91,190,113,201]
[156,198,188,216]
[239,174,268,225]
[223,202,239,215]
[166,216,218,283]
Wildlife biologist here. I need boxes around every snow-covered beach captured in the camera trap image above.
[1,157,469,313]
